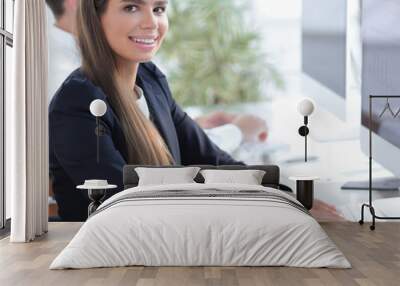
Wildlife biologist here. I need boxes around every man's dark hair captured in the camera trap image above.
[46,0,66,19]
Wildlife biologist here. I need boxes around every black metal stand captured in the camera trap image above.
[359,95,400,230]
[298,116,310,162]
[95,118,107,164]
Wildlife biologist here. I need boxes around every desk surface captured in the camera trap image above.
[187,96,399,222]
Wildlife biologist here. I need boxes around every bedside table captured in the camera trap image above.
[289,176,319,210]
[77,181,117,216]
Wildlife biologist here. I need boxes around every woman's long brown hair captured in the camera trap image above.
[76,0,173,165]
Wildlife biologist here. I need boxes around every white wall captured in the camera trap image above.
[250,0,302,97]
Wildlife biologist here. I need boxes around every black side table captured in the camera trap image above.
[77,181,117,217]
[289,176,319,210]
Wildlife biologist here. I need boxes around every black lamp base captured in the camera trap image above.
[87,189,106,217]
[296,180,314,210]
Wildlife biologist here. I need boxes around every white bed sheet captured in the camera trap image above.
[50,183,350,269]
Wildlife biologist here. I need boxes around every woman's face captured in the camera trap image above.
[101,0,169,64]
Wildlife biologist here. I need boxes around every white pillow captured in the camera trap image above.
[135,167,201,186]
[200,169,266,185]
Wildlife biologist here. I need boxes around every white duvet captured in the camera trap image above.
[50,183,351,269]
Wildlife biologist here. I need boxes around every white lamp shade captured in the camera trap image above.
[90,99,107,117]
[297,98,315,116]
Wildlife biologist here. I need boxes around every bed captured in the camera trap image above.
[50,165,350,269]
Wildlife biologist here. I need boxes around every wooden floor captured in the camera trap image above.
[1,222,399,286]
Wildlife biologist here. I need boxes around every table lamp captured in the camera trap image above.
[89,99,107,164]
[297,98,315,162]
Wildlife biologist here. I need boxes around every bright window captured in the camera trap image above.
[1,0,14,230]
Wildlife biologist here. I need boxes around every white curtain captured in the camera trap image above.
[7,0,49,242]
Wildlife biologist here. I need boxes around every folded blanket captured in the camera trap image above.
[92,188,310,218]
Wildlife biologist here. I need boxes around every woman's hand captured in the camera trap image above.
[195,111,268,143]
[195,111,237,129]
[232,114,268,142]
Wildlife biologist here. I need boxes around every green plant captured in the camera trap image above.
[157,0,284,106]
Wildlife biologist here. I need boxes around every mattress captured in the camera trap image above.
[50,183,351,269]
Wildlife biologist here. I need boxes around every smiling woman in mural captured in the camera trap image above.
[49,0,268,222]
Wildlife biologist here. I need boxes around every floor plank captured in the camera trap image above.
[0,222,399,286]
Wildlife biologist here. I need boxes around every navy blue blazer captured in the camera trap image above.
[49,62,243,221]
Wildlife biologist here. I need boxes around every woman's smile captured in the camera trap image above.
[128,35,159,51]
